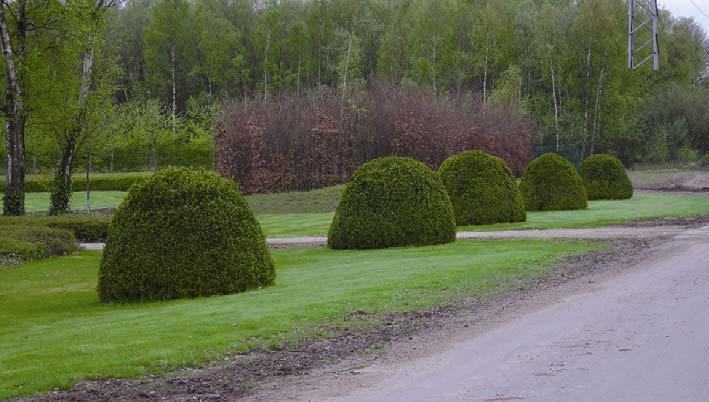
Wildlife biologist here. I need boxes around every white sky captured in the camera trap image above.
[660,0,709,34]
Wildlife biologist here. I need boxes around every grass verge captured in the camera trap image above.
[0,239,597,399]
[18,191,709,238]
[24,191,128,213]
[12,191,709,239]
[257,192,709,237]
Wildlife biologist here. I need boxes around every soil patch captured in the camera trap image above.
[632,171,709,192]
[617,214,709,228]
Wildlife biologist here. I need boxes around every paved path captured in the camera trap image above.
[79,225,686,251]
[253,225,709,402]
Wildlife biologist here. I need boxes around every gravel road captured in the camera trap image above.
[251,225,709,402]
[79,225,688,251]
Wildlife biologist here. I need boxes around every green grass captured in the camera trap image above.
[258,212,335,237]
[0,240,597,399]
[22,186,344,214]
[25,191,126,213]
[461,192,709,232]
[1,172,153,193]
[16,189,709,238]
[246,185,344,214]
[257,192,709,237]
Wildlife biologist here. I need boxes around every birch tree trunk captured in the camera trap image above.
[0,1,27,216]
[171,44,177,133]
[297,56,302,95]
[341,32,352,102]
[581,45,592,159]
[431,29,437,96]
[590,62,606,156]
[264,33,270,100]
[483,43,489,103]
[550,56,560,151]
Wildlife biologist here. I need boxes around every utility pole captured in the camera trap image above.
[628,0,660,70]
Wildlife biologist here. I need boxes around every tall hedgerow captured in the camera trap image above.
[217,85,536,194]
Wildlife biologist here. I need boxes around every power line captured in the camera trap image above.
[689,0,709,20]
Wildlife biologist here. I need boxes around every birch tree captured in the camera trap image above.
[49,0,119,215]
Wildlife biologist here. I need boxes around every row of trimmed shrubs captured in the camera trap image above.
[98,153,632,303]
[0,172,152,193]
[521,153,633,211]
[329,152,632,249]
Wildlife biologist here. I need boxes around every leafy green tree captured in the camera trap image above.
[143,0,194,129]
[194,0,248,97]
[49,0,119,215]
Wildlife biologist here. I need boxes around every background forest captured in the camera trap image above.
[1,0,708,186]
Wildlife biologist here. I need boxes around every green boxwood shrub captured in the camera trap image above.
[578,154,633,200]
[520,153,588,211]
[439,150,526,225]
[328,157,456,249]
[0,225,76,268]
[97,168,275,302]
[0,215,111,242]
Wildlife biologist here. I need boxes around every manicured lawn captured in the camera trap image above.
[22,186,344,214]
[258,192,709,237]
[25,191,127,213]
[21,190,709,238]
[0,240,596,399]
[247,185,344,214]
[462,192,709,232]
[258,212,335,237]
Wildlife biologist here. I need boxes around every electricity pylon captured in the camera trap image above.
[628,0,660,70]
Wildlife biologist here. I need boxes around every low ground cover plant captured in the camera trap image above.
[0,215,104,267]
[579,154,633,200]
[439,150,526,225]
[328,156,456,249]
[98,168,274,302]
[0,225,76,268]
[0,215,111,242]
[520,153,588,211]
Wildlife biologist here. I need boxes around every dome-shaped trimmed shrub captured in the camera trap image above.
[98,168,275,302]
[579,154,633,200]
[520,153,588,211]
[439,150,526,226]
[328,157,456,249]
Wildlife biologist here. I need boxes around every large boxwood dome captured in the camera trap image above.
[579,154,633,200]
[328,157,456,249]
[520,153,588,211]
[439,150,526,226]
[98,168,275,302]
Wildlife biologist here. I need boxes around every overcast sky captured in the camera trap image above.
[659,0,709,34]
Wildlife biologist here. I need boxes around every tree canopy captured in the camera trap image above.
[1,0,708,214]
